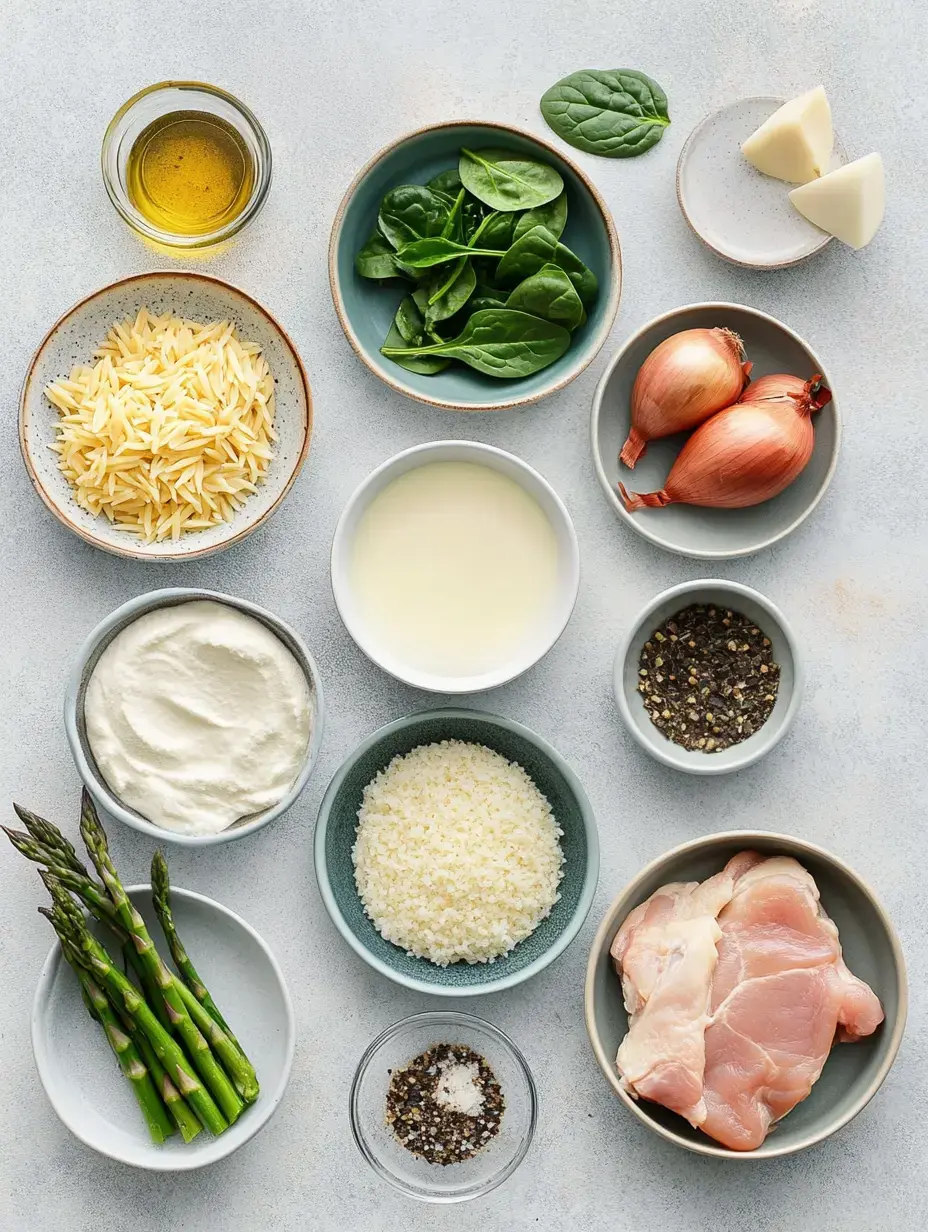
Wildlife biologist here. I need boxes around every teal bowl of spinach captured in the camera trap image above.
[329,121,622,410]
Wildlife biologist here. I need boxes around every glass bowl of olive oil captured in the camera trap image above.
[102,82,271,250]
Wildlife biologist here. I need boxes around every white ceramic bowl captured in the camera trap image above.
[330,441,580,692]
[32,885,295,1170]
[20,271,312,561]
[64,588,325,845]
[613,580,802,775]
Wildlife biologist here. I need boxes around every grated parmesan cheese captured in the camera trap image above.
[352,740,565,967]
[44,309,276,543]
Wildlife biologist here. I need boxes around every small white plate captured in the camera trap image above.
[32,885,295,1170]
[20,272,312,561]
[677,96,847,268]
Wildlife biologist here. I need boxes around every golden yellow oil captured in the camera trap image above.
[126,111,254,236]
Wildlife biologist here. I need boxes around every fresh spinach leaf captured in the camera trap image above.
[477,210,518,250]
[418,258,476,326]
[395,236,508,268]
[382,308,571,378]
[459,148,564,211]
[505,263,585,330]
[540,69,670,158]
[442,189,467,240]
[382,298,451,374]
[427,169,463,196]
[355,231,403,280]
[513,191,568,242]
[377,185,450,249]
[496,225,598,306]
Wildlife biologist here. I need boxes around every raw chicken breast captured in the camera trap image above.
[701,854,883,1150]
[612,851,883,1151]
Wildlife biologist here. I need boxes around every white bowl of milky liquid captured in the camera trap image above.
[331,442,580,693]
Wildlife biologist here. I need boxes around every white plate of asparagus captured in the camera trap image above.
[8,794,294,1169]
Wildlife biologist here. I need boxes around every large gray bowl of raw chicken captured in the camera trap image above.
[584,832,907,1158]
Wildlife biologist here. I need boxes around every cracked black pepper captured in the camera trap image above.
[637,604,780,752]
[385,1043,504,1165]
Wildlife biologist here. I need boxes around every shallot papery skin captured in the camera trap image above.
[619,374,830,512]
[620,328,751,468]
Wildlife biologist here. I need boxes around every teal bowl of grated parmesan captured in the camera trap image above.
[313,708,599,995]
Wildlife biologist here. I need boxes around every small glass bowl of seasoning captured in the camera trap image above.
[613,580,803,776]
[350,1011,537,1203]
[101,81,272,250]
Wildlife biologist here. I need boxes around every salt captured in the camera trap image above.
[433,1060,485,1116]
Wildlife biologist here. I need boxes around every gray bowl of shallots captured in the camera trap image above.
[590,303,841,559]
[584,832,907,1158]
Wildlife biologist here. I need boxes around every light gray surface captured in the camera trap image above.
[0,1,925,1229]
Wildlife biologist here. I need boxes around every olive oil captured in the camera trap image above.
[126,111,254,236]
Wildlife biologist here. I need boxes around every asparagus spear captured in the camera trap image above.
[151,851,259,1102]
[117,945,201,1141]
[60,931,174,1144]
[151,850,235,1037]
[123,941,173,1032]
[13,803,90,876]
[4,828,122,927]
[41,881,229,1138]
[79,793,246,1122]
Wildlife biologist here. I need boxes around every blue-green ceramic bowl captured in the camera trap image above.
[314,709,599,994]
[328,121,622,411]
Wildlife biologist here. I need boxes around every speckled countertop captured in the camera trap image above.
[1,1,926,1229]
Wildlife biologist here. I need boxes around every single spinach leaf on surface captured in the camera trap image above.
[459,148,564,211]
[513,191,568,242]
[377,185,450,249]
[355,231,403,280]
[382,308,571,379]
[496,225,598,306]
[505,264,585,330]
[382,298,451,374]
[540,69,670,158]
[395,236,508,269]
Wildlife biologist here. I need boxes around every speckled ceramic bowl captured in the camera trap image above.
[20,271,311,560]
[613,580,802,775]
[313,709,599,995]
[585,832,907,1158]
[676,96,848,269]
[328,120,621,411]
[64,587,325,846]
[591,302,841,559]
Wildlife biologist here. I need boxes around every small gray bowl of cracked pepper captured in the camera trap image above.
[350,1011,537,1203]
[613,580,803,776]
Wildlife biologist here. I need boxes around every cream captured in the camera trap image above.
[84,600,311,836]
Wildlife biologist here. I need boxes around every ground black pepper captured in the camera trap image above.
[385,1043,504,1165]
[637,604,780,752]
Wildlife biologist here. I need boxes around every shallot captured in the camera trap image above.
[619,374,831,512]
[620,327,752,468]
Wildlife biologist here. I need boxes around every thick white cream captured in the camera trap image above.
[84,600,312,836]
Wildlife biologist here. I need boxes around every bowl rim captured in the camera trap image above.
[19,269,313,562]
[583,829,909,1159]
[327,118,622,412]
[590,300,842,559]
[348,1009,538,1203]
[313,706,600,996]
[675,96,835,269]
[63,587,325,846]
[329,439,581,693]
[31,882,296,1171]
[612,579,803,775]
[100,80,273,250]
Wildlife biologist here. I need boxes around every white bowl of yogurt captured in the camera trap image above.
[331,442,580,693]
[64,589,324,845]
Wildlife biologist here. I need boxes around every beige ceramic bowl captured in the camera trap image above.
[585,832,907,1158]
[20,271,312,561]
